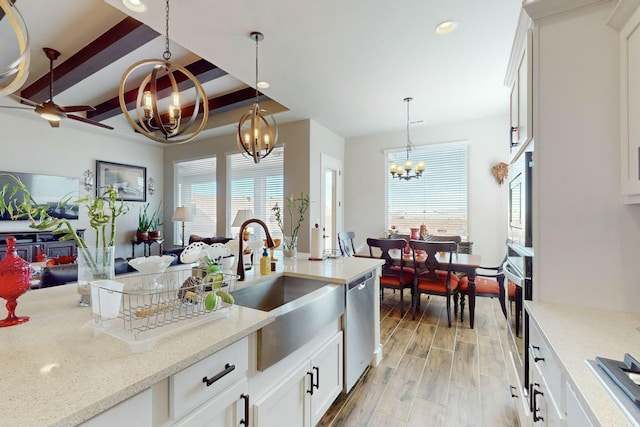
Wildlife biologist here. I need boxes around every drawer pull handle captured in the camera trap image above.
[531,386,545,422]
[202,363,235,387]
[240,394,250,426]
[510,385,518,398]
[313,366,320,391]
[529,344,545,363]
[306,371,314,395]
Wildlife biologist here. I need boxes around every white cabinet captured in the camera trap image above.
[620,6,640,203]
[79,388,153,427]
[170,337,248,421]
[506,10,534,162]
[565,381,594,427]
[174,378,249,427]
[253,331,343,427]
[528,318,565,426]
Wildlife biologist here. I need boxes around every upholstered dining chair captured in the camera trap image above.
[338,231,356,257]
[366,237,415,317]
[409,240,461,326]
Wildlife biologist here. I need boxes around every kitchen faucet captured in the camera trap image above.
[237,218,274,281]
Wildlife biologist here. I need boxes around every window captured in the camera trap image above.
[174,157,216,245]
[227,147,284,239]
[386,143,468,236]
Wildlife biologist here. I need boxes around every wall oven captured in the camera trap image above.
[505,242,533,406]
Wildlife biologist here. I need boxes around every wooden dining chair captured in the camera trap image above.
[338,231,356,257]
[409,240,461,326]
[458,262,509,322]
[366,237,415,317]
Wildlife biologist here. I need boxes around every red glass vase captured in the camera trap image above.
[0,236,31,327]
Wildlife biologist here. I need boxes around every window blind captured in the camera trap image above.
[386,143,468,236]
[228,147,284,240]
[174,157,217,245]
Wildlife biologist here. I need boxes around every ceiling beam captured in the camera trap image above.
[142,87,266,128]
[88,59,228,122]
[20,17,159,103]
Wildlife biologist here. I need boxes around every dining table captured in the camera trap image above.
[356,246,482,328]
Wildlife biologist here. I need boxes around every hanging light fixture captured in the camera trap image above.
[389,97,425,181]
[0,0,30,97]
[118,0,208,144]
[237,31,278,164]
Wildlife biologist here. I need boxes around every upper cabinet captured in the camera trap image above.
[617,3,640,203]
[506,11,534,163]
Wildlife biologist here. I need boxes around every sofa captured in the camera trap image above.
[39,257,132,289]
[162,235,233,264]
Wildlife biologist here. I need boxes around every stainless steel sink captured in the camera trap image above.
[231,275,344,370]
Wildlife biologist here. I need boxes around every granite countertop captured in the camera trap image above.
[526,301,640,426]
[1,255,383,427]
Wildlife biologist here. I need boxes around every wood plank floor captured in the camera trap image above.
[319,291,520,427]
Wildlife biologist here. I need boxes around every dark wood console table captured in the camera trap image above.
[131,239,164,257]
[0,230,85,262]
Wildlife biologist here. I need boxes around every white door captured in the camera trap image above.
[320,154,342,252]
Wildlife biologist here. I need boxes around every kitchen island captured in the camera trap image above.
[1,255,383,427]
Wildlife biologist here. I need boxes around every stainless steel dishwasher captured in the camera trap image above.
[344,270,375,392]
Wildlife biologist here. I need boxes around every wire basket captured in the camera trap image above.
[88,272,237,352]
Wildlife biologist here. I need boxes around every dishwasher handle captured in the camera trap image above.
[348,271,373,291]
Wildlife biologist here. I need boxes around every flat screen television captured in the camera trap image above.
[0,171,80,220]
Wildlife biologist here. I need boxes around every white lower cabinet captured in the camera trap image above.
[79,388,153,427]
[174,378,249,427]
[565,381,594,427]
[253,331,343,427]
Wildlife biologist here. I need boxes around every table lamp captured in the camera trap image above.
[172,206,193,247]
[232,209,254,240]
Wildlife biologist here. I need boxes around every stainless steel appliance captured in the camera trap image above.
[344,271,375,392]
[506,148,534,412]
[505,243,533,396]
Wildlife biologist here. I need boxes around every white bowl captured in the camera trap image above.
[128,255,175,274]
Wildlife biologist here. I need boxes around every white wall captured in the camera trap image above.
[344,114,509,266]
[0,113,164,259]
[534,3,640,312]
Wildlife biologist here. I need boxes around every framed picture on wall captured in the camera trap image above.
[96,160,146,202]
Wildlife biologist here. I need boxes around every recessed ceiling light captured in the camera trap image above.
[435,20,457,35]
[257,81,270,89]
[122,0,147,13]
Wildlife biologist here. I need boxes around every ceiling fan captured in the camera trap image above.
[4,47,113,130]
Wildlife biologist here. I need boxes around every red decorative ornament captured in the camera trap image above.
[0,236,31,327]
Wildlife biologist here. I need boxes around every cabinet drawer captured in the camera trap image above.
[174,378,248,427]
[171,337,248,421]
[529,320,563,406]
[79,388,152,427]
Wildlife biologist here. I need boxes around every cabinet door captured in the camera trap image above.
[79,388,152,427]
[253,362,311,427]
[565,381,594,427]
[0,244,33,262]
[174,378,248,427]
[310,331,343,426]
[530,365,563,427]
[517,48,529,146]
[621,8,640,202]
[45,241,77,258]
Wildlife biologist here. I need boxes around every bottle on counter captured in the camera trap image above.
[260,248,270,275]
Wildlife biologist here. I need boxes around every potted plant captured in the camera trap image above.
[148,203,163,240]
[0,173,130,305]
[271,192,310,258]
[137,203,152,241]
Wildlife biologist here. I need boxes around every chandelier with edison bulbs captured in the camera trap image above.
[389,97,425,181]
[237,32,278,164]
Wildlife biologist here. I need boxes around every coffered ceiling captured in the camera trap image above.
[0,0,521,144]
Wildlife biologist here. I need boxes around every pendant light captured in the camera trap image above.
[0,0,30,97]
[237,31,278,164]
[389,97,425,181]
[118,0,208,144]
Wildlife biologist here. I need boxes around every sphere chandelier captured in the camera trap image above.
[237,31,278,164]
[0,0,30,97]
[119,0,208,144]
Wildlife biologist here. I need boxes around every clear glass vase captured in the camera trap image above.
[77,246,115,306]
[282,236,298,259]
